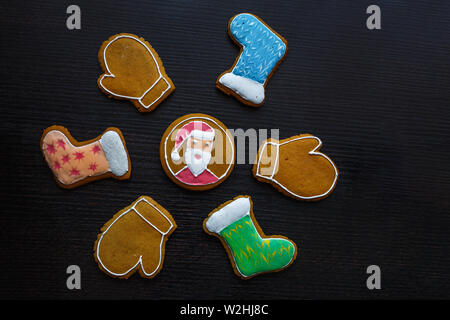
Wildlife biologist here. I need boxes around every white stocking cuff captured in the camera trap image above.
[205,197,251,234]
[100,130,129,177]
[218,72,265,104]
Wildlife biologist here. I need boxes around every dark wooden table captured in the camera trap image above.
[1,0,450,299]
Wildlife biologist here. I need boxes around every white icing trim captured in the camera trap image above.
[218,72,265,104]
[206,168,218,179]
[205,197,251,234]
[255,136,338,200]
[173,166,187,176]
[172,129,215,153]
[42,130,112,185]
[190,129,215,141]
[98,35,172,109]
[99,130,129,177]
[164,116,235,186]
[96,197,174,277]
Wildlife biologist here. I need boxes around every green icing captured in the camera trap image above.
[219,215,295,277]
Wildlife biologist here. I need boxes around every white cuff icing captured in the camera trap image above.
[100,130,129,177]
[218,72,265,104]
[190,130,215,141]
[256,141,279,179]
[205,197,251,234]
[137,76,170,109]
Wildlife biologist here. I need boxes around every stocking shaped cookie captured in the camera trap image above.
[98,33,175,112]
[94,196,176,279]
[204,196,297,279]
[253,134,339,200]
[41,125,131,189]
[217,13,287,106]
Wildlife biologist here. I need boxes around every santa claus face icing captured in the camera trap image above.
[160,114,235,190]
[184,137,214,177]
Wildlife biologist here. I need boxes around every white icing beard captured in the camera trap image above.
[185,148,211,177]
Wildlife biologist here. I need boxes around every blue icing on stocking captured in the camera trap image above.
[230,14,286,84]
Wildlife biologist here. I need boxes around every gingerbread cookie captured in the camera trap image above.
[217,13,288,106]
[160,113,235,190]
[203,196,297,279]
[98,33,175,112]
[253,134,338,200]
[40,125,131,189]
[94,196,176,279]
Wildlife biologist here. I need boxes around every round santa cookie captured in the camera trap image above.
[160,113,235,190]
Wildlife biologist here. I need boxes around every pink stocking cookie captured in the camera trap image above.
[40,125,131,188]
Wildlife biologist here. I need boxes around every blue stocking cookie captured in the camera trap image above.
[217,13,287,106]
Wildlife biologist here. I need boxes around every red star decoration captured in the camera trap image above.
[69,168,80,176]
[56,139,66,150]
[61,154,70,164]
[73,151,84,160]
[88,162,98,171]
[53,161,61,170]
[46,143,56,154]
[91,145,101,155]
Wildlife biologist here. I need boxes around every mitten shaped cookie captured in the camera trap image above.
[94,196,177,279]
[98,33,175,112]
[204,196,297,279]
[217,13,287,106]
[41,125,131,188]
[253,134,338,200]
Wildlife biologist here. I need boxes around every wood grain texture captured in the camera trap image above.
[1,0,450,299]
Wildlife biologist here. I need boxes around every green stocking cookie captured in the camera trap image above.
[203,196,297,279]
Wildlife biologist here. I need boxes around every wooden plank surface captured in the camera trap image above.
[1,0,450,299]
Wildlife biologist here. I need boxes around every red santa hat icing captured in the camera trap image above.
[171,121,215,161]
